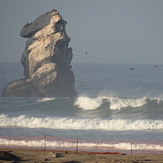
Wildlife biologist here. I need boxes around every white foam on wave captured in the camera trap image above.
[0,114,163,131]
[0,137,163,151]
[37,97,56,102]
[150,97,163,104]
[108,97,147,110]
[74,95,147,110]
[74,96,104,110]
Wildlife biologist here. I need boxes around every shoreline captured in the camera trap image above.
[1,148,163,163]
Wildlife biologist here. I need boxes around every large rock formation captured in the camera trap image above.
[2,9,77,97]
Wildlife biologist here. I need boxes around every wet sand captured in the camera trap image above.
[1,148,163,163]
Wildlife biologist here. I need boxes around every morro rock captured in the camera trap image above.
[2,9,77,97]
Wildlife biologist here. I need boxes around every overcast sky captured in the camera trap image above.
[0,0,163,64]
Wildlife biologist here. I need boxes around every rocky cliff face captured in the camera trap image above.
[2,9,77,97]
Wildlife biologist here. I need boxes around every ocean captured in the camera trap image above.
[0,62,163,153]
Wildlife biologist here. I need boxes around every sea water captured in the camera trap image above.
[0,62,163,153]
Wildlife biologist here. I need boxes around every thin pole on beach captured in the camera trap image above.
[131,141,132,154]
[76,138,79,153]
[44,135,46,151]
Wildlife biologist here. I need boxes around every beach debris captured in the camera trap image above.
[0,151,21,161]
[44,158,51,161]
[51,152,64,158]
[62,161,81,163]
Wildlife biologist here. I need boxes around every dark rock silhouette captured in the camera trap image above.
[0,151,21,161]
[2,9,77,97]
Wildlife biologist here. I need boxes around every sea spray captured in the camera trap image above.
[74,95,147,110]
[108,97,147,110]
[74,96,104,110]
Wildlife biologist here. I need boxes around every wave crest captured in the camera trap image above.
[74,95,148,110]
[37,97,56,102]
[108,97,147,110]
[74,96,104,110]
[0,114,163,131]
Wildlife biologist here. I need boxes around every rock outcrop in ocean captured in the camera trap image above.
[2,9,77,97]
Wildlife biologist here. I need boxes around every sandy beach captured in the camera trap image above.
[0,148,163,163]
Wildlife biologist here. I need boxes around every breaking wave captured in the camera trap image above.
[0,114,163,131]
[0,136,163,152]
[74,95,163,110]
[74,96,104,110]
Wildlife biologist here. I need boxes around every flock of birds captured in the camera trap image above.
[129,65,159,70]
[83,51,159,71]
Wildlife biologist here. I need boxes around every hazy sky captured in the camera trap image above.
[0,0,163,64]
